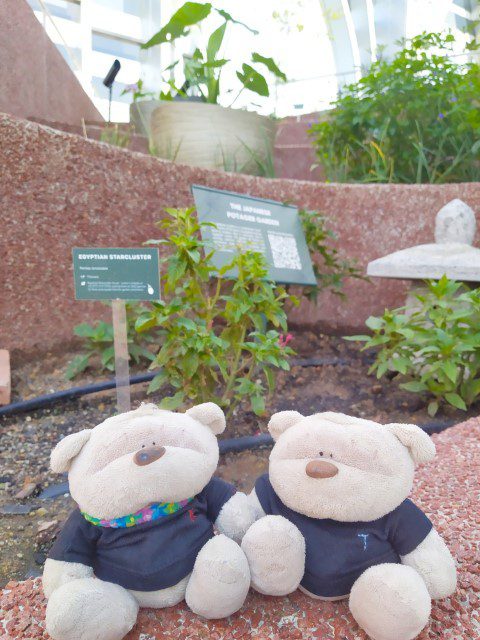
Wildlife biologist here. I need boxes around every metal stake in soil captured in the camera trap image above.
[112,299,131,413]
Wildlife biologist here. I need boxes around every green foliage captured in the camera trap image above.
[99,124,133,149]
[141,2,286,105]
[120,79,155,103]
[311,32,480,184]
[296,208,363,301]
[138,207,295,415]
[347,276,480,415]
[66,303,155,379]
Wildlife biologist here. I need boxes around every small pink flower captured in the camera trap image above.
[278,333,293,348]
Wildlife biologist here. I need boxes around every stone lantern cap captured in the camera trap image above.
[367,199,480,281]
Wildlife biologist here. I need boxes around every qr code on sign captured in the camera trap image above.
[268,232,302,270]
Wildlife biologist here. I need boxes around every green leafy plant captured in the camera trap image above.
[311,32,480,184]
[120,79,156,103]
[67,302,155,379]
[294,208,363,302]
[136,207,295,414]
[141,2,286,105]
[347,276,480,415]
[99,124,134,149]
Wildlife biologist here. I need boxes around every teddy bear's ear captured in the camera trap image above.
[385,423,436,466]
[186,402,226,435]
[268,410,304,441]
[50,429,92,473]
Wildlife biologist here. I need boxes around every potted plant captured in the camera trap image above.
[128,2,286,175]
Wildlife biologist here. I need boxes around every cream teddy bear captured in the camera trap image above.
[241,411,457,640]
[43,403,255,640]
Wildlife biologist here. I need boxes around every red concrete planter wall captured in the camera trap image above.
[2,112,480,358]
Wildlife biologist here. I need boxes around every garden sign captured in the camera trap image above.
[72,248,160,412]
[192,185,316,286]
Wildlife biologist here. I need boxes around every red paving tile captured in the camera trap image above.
[2,417,479,639]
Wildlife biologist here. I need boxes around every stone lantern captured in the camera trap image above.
[367,199,480,286]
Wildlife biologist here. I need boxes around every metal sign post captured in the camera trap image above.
[72,248,160,414]
[111,299,131,413]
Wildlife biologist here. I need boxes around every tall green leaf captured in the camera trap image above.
[236,64,269,97]
[142,2,212,49]
[251,52,287,81]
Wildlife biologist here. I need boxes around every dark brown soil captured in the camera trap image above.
[0,331,472,586]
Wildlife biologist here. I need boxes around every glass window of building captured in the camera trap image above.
[92,33,140,61]
[27,0,80,21]
[91,76,131,102]
[92,0,142,16]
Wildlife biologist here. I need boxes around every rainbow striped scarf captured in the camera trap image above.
[81,498,194,528]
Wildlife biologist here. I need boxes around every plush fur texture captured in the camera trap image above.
[241,515,305,595]
[55,403,222,519]
[267,411,434,522]
[215,491,258,544]
[401,529,457,599]
[185,534,251,619]
[43,560,93,599]
[349,564,431,640]
[244,410,456,640]
[46,578,139,640]
[44,403,255,640]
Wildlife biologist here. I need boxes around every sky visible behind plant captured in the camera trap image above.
[158,0,476,116]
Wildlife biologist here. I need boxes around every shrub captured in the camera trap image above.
[136,208,295,415]
[311,32,480,184]
[67,207,358,412]
[347,276,480,416]
[297,208,363,301]
[66,302,155,379]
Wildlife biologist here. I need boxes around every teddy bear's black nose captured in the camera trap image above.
[305,459,338,479]
[134,445,166,466]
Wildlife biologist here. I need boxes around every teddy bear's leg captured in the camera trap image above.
[349,563,431,640]
[185,534,250,619]
[129,575,189,608]
[46,577,139,640]
[241,515,306,595]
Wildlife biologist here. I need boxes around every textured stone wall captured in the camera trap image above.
[2,112,480,357]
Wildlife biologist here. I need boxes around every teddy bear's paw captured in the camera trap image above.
[45,577,139,640]
[349,564,431,640]
[241,515,306,595]
[185,534,250,619]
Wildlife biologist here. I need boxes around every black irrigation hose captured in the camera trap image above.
[0,357,345,419]
[0,372,157,418]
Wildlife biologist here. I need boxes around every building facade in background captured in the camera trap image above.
[27,0,165,121]
[27,0,480,122]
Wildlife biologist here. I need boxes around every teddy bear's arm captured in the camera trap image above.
[400,528,457,599]
[43,558,94,598]
[215,492,259,543]
[247,489,267,520]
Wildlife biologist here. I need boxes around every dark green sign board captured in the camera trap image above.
[72,248,160,300]
[192,185,316,286]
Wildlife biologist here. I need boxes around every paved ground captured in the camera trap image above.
[1,417,479,640]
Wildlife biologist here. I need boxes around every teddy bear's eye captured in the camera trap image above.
[141,444,146,448]
[330,453,333,458]
[319,451,323,457]
[152,441,156,446]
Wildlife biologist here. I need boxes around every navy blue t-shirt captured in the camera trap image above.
[48,477,235,591]
[255,473,432,598]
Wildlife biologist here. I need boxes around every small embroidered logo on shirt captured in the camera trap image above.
[188,509,197,522]
[358,533,369,551]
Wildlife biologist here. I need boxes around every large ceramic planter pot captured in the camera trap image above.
[150,101,276,175]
